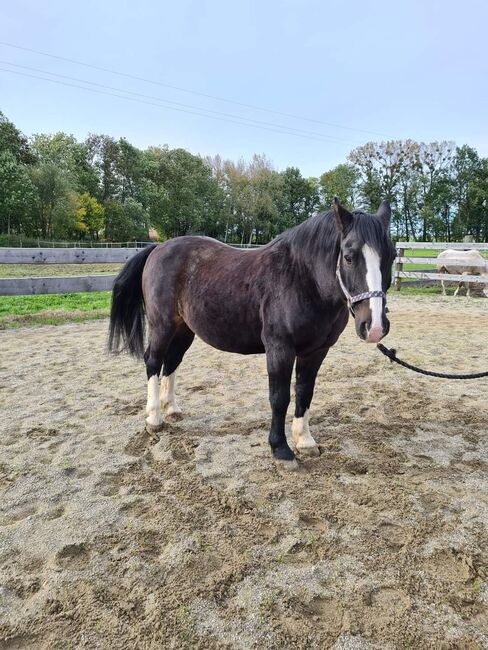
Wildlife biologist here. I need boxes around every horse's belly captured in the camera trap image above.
[183,306,265,355]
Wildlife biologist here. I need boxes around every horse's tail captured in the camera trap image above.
[108,244,157,358]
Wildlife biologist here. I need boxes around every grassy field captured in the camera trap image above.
[0,292,111,329]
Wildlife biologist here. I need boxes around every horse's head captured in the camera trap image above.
[333,198,396,343]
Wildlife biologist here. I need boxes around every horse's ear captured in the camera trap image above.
[376,200,391,231]
[332,197,353,234]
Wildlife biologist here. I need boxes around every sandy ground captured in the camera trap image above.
[0,294,488,649]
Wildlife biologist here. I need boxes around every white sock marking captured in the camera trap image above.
[291,409,317,449]
[362,243,384,342]
[146,375,163,427]
[160,371,181,416]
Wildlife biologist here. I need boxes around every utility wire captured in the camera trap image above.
[0,66,359,144]
[0,60,359,145]
[0,41,391,138]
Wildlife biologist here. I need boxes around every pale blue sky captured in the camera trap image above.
[1,0,487,177]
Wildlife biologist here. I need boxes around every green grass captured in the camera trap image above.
[394,285,443,296]
[0,291,111,329]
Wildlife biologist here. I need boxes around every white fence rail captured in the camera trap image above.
[395,242,488,291]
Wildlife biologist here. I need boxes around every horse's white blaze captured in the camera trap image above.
[291,409,317,449]
[362,243,384,343]
[160,371,181,416]
[146,375,163,427]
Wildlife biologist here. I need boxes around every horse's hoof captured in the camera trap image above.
[296,445,320,457]
[145,421,164,438]
[274,458,299,471]
[165,409,183,422]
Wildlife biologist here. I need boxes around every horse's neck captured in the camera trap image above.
[288,236,341,302]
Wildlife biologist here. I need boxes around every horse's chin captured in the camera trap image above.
[365,329,385,344]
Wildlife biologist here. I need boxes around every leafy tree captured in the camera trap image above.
[104,199,148,241]
[319,163,358,210]
[451,145,488,241]
[116,138,147,205]
[0,112,36,164]
[120,198,149,239]
[145,147,221,238]
[77,193,105,239]
[0,151,38,235]
[29,162,74,238]
[86,134,120,201]
[31,132,99,196]
[280,166,319,228]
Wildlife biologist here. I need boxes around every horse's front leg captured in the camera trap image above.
[292,349,328,457]
[265,343,297,469]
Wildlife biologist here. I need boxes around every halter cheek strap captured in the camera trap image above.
[335,256,386,315]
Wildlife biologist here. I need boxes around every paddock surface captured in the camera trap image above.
[1,295,488,649]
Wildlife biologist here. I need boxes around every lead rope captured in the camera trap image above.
[376,344,488,379]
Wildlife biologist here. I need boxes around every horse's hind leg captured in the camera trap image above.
[160,324,195,418]
[145,323,176,432]
[264,340,296,469]
[292,349,328,457]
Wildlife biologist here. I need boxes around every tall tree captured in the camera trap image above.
[0,151,37,235]
[0,111,36,164]
[29,162,74,238]
[86,134,120,201]
[319,163,358,210]
[31,132,99,197]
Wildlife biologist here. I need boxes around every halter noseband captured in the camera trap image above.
[335,255,386,316]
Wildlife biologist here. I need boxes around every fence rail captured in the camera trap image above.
[395,241,488,291]
[396,242,488,250]
[0,247,142,265]
[0,275,116,296]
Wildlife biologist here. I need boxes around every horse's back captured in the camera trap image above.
[437,249,486,274]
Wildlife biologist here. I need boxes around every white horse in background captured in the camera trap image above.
[437,249,488,297]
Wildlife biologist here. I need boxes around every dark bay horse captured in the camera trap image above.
[109,199,396,469]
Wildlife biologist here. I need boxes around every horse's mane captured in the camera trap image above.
[275,209,389,266]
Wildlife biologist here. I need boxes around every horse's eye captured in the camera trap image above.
[344,254,353,265]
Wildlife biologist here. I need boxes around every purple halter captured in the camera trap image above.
[335,256,386,315]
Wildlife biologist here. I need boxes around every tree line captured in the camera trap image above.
[1,110,487,244]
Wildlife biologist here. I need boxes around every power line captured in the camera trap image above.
[0,41,391,139]
[0,60,359,145]
[0,66,361,145]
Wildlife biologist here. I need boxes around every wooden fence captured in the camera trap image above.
[395,242,488,291]
[0,247,143,296]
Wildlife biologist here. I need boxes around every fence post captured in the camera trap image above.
[395,247,404,291]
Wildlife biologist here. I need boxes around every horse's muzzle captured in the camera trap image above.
[356,314,390,343]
